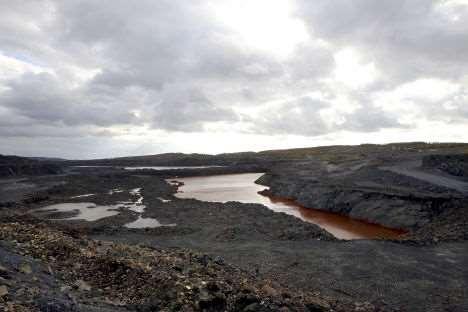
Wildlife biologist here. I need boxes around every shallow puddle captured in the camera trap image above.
[38,187,172,228]
[125,216,176,229]
[172,173,405,240]
[157,197,172,203]
[37,202,120,221]
[70,194,95,199]
[109,188,124,195]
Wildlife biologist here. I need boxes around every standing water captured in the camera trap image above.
[172,173,405,240]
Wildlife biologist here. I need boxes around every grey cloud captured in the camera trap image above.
[0,0,467,158]
[296,0,468,84]
[152,89,239,132]
[54,0,284,90]
[1,72,137,127]
[0,123,113,138]
[247,97,330,136]
[248,97,404,136]
[0,1,50,53]
[286,41,334,81]
[418,88,468,123]
[2,0,256,140]
[342,105,404,132]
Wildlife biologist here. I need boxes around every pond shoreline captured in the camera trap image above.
[171,172,406,240]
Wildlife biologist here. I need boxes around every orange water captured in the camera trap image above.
[173,173,405,240]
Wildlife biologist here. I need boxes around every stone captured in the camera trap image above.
[243,303,262,311]
[0,265,10,279]
[235,294,260,311]
[74,279,91,292]
[19,263,32,274]
[261,284,279,297]
[306,302,328,312]
[0,285,8,297]
[36,298,74,312]
[214,256,225,265]
[198,292,226,311]
[206,281,220,292]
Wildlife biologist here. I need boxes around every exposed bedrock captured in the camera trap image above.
[423,154,468,178]
[263,182,461,230]
[257,162,467,231]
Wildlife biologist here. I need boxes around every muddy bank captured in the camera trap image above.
[258,191,406,240]
[257,155,468,240]
[173,173,405,240]
[28,173,335,242]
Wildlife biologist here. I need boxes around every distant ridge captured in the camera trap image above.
[65,142,468,167]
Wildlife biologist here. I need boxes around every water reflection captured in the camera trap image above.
[126,216,176,229]
[37,202,120,221]
[125,166,223,170]
[37,187,173,228]
[173,173,405,240]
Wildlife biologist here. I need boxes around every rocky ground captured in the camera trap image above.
[257,146,468,241]
[1,143,468,311]
[0,221,344,312]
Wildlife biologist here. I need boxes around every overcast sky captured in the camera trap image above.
[1,0,467,159]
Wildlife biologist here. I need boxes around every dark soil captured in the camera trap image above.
[1,143,468,311]
[0,222,338,312]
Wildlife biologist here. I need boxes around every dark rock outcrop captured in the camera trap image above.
[0,155,62,177]
[423,154,468,178]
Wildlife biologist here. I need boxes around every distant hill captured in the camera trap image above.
[0,155,63,177]
[67,142,468,167]
[66,152,265,167]
[28,157,66,162]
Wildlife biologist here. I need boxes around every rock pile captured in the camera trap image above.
[0,222,349,311]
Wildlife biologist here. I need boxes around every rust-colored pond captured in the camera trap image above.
[172,173,405,240]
